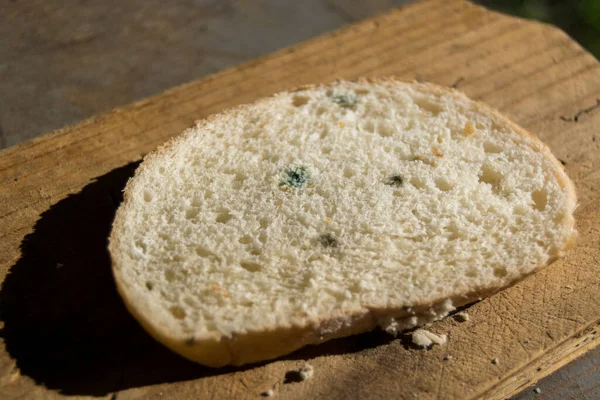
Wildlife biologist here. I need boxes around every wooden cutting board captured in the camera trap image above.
[1,0,599,398]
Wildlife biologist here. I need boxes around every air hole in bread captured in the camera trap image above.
[170,306,186,320]
[232,181,242,190]
[435,178,454,192]
[479,164,503,191]
[445,225,463,241]
[315,106,326,116]
[259,217,270,229]
[322,146,332,154]
[191,196,202,207]
[258,231,268,243]
[216,209,233,224]
[250,248,262,256]
[531,189,548,211]
[134,240,147,253]
[186,208,199,220]
[494,267,508,278]
[239,235,253,245]
[394,146,409,157]
[146,281,154,290]
[183,297,197,308]
[320,127,329,139]
[344,166,355,178]
[165,268,177,282]
[240,261,262,273]
[307,254,321,263]
[377,121,393,137]
[292,95,309,107]
[410,177,426,189]
[196,246,213,258]
[363,120,375,133]
[414,98,442,116]
[234,173,247,182]
[483,141,503,154]
[143,191,153,202]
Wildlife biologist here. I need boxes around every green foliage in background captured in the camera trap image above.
[475,0,600,58]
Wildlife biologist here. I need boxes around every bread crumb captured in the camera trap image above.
[443,354,452,361]
[325,217,332,224]
[431,146,444,157]
[261,389,274,397]
[492,358,499,365]
[274,199,283,206]
[299,363,314,381]
[412,329,447,347]
[454,312,469,322]
[338,121,345,128]
[437,136,443,143]
[464,122,475,136]
[533,387,541,394]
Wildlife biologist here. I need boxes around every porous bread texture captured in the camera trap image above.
[109,79,577,367]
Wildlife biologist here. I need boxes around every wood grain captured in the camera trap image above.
[1,0,600,399]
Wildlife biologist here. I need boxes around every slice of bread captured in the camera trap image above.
[109,78,577,367]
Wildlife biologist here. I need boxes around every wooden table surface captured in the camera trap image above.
[1,0,599,399]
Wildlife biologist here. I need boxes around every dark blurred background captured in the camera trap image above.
[476,0,600,58]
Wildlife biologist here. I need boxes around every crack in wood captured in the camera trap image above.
[451,76,465,88]
[560,99,600,122]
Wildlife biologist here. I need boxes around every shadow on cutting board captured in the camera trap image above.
[0,162,394,396]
